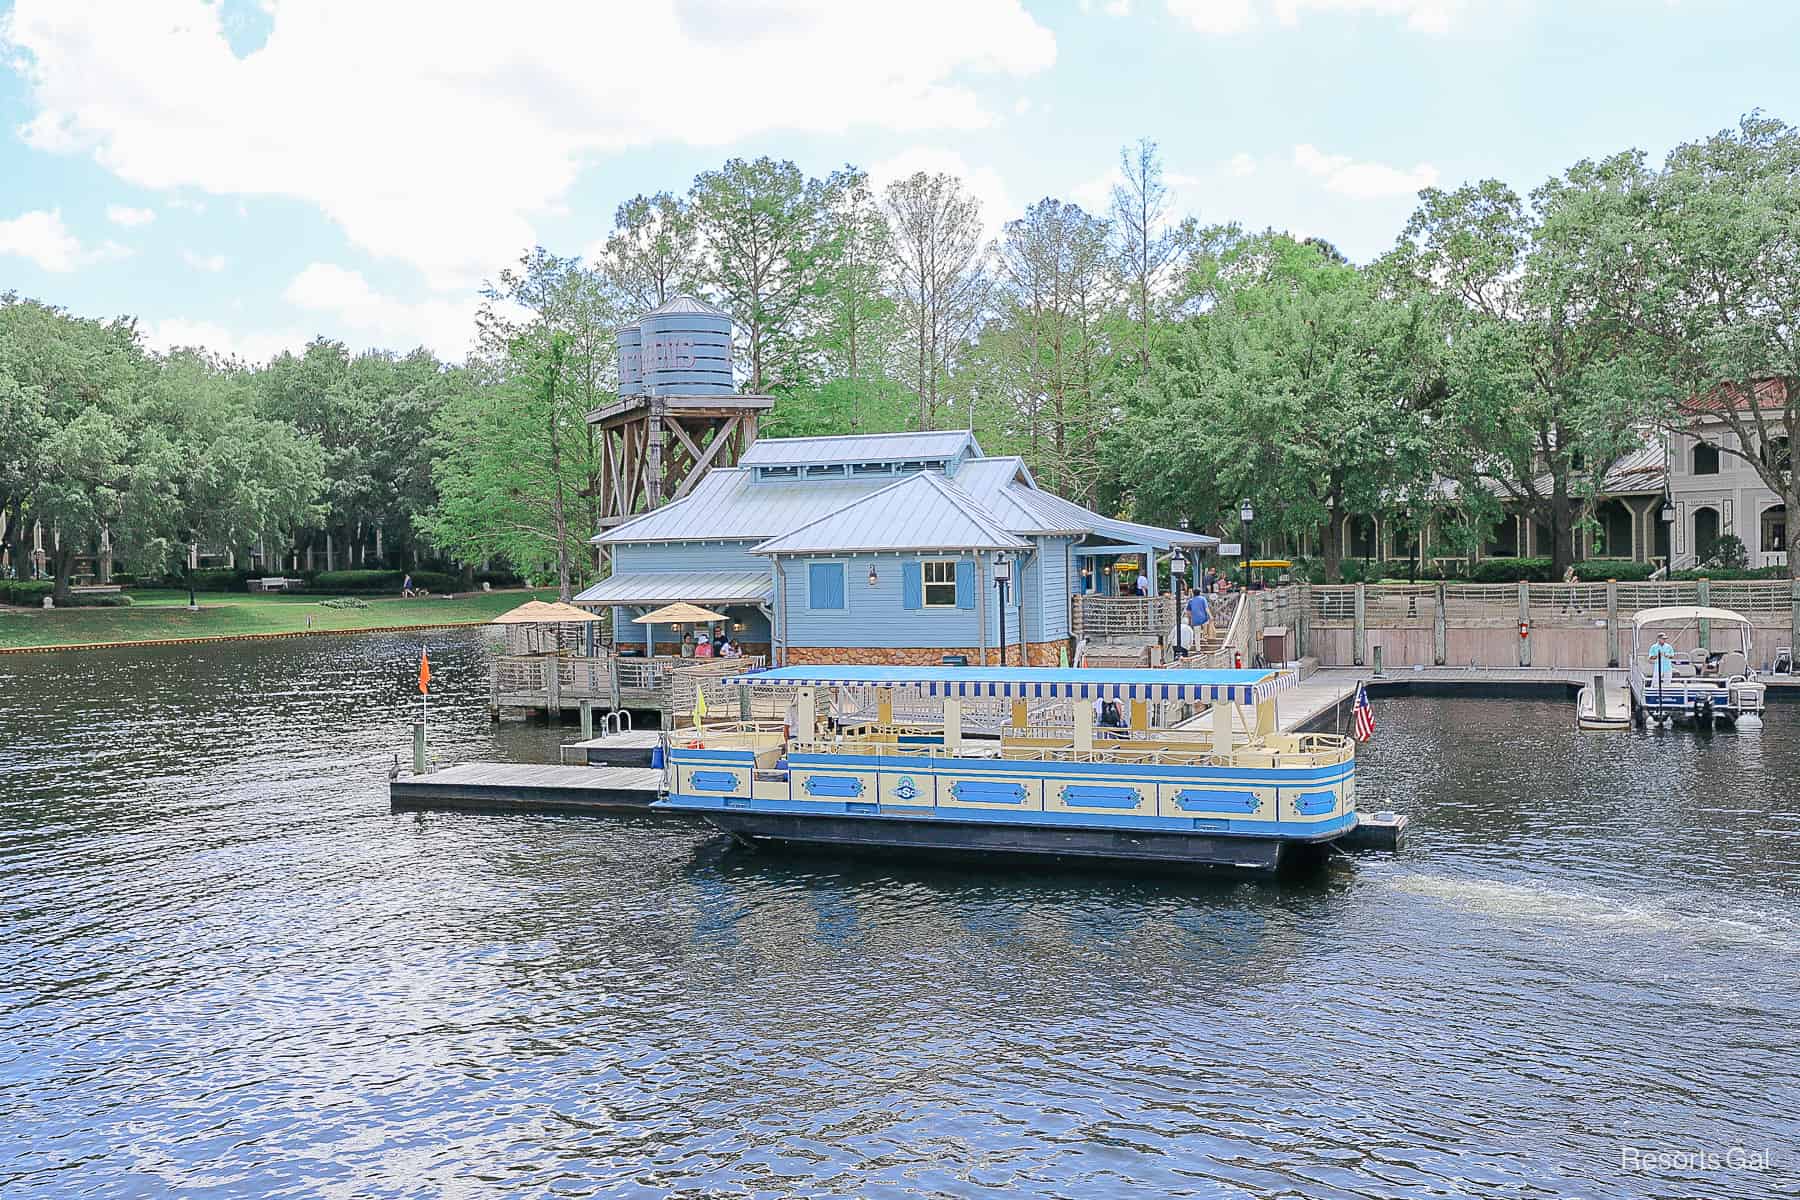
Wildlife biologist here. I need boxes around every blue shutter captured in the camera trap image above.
[955,559,975,609]
[809,562,844,610]
[902,561,922,610]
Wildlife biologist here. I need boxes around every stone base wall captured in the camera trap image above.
[785,640,1065,667]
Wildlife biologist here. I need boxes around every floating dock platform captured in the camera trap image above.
[389,762,663,816]
[558,729,660,767]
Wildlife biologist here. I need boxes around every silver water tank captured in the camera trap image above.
[615,324,643,397]
[640,295,734,395]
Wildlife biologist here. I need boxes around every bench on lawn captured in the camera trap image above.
[249,577,298,593]
[70,584,124,595]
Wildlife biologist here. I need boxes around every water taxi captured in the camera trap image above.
[657,665,1397,874]
[1629,606,1767,728]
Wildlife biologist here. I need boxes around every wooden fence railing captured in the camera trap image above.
[1072,594,1178,641]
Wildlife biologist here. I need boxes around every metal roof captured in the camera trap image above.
[640,294,730,318]
[724,664,1294,704]
[572,569,771,607]
[1015,488,1219,549]
[594,469,888,543]
[591,445,1210,550]
[752,472,1029,556]
[738,429,981,467]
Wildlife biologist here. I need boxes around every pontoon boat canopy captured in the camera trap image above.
[724,665,1294,705]
[1631,606,1754,627]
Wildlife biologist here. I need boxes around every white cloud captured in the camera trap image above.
[1167,0,1458,35]
[1293,143,1437,198]
[1225,152,1256,177]
[284,262,479,360]
[0,208,129,271]
[870,147,1017,243]
[182,249,228,272]
[140,317,305,365]
[105,203,155,227]
[5,0,1057,288]
[1080,0,1133,13]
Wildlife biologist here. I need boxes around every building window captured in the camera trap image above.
[1693,442,1720,475]
[922,559,958,608]
[1765,437,1792,474]
[808,562,845,610]
[1693,506,1721,563]
[1593,500,1634,557]
[1763,505,1788,554]
[1484,515,1519,558]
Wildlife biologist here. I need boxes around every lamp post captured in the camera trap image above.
[994,552,1013,666]
[1238,498,1254,584]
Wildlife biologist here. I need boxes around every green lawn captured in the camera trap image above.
[0,587,560,650]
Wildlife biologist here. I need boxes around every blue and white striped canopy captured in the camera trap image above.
[725,665,1293,705]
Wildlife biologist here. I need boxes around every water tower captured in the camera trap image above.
[593,296,773,555]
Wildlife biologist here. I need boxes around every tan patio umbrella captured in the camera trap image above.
[490,600,605,624]
[633,601,729,625]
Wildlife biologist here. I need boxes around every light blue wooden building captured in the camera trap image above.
[576,431,1215,665]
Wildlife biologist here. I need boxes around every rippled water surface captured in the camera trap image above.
[3,632,1795,1199]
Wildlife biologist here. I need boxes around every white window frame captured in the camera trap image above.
[921,558,959,609]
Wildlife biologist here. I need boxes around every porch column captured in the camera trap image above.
[976,552,990,666]
[643,609,654,657]
[1146,549,1158,596]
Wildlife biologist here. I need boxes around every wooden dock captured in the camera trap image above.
[559,729,661,767]
[389,762,665,816]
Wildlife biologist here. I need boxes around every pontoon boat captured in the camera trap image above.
[658,665,1403,874]
[1629,606,1766,728]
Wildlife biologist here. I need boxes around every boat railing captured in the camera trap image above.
[779,735,1354,769]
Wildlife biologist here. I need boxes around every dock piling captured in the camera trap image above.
[580,699,594,741]
[412,721,426,775]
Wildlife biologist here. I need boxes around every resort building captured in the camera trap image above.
[575,429,1216,665]
[1667,379,1790,571]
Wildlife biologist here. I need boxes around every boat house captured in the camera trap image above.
[575,430,1216,666]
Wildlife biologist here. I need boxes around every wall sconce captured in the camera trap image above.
[868,564,879,587]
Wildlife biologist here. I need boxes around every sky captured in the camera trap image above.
[2,0,1798,365]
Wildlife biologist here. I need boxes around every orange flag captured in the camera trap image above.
[418,650,432,695]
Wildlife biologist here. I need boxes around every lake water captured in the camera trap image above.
[2,631,1794,1199]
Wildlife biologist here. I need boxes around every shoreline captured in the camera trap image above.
[0,617,505,655]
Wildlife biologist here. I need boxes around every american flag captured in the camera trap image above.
[1352,685,1376,742]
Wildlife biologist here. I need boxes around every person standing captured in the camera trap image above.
[1648,633,1675,691]
[402,573,414,598]
[1186,587,1212,641]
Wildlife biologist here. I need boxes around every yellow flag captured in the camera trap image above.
[693,684,708,720]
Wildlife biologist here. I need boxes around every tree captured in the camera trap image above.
[0,297,323,600]
[599,191,700,314]
[1575,114,1800,598]
[425,248,614,596]
[812,170,904,430]
[884,171,989,430]
[991,197,1117,500]
[1106,235,1438,581]
[1387,176,1658,576]
[1111,138,1189,378]
[690,158,842,392]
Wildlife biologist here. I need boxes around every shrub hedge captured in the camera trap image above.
[0,581,132,607]
[310,568,458,594]
[1571,560,1658,582]
[1468,557,1554,583]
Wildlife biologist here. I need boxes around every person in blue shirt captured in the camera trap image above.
[1186,588,1212,639]
[1647,633,1676,688]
